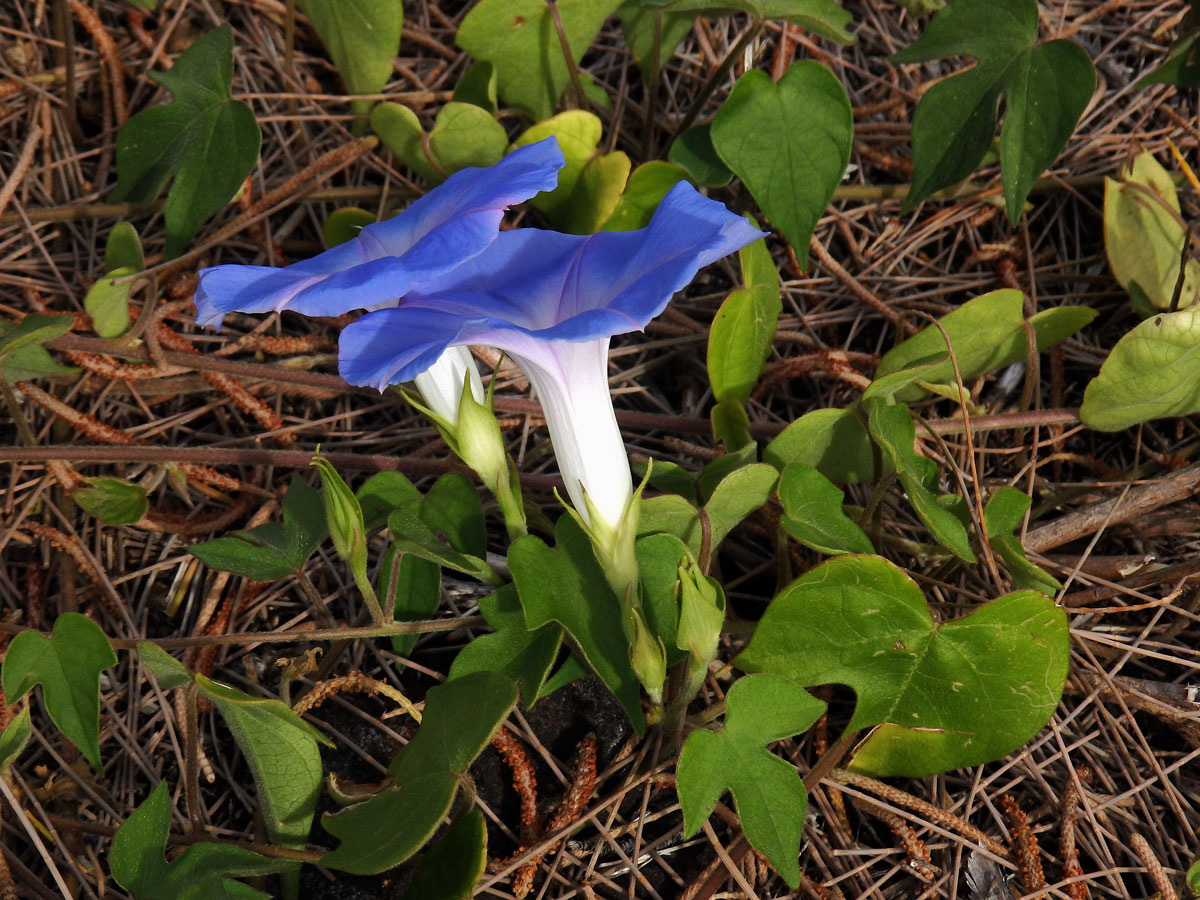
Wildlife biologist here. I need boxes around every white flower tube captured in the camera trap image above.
[412,346,484,427]
[514,338,632,532]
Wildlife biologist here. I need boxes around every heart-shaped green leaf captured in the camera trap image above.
[2,613,116,771]
[736,555,1069,776]
[677,673,826,887]
[190,475,326,581]
[711,61,852,263]
[111,25,261,258]
[892,0,1095,223]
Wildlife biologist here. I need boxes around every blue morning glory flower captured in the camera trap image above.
[338,182,765,532]
[193,138,565,328]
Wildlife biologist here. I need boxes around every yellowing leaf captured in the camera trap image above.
[1104,150,1200,311]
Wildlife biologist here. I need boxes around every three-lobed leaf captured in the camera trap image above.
[111,25,261,258]
[677,673,826,887]
[191,475,326,580]
[892,0,1095,223]
[321,671,517,874]
[736,555,1069,776]
[110,782,295,900]
[2,613,117,771]
[711,62,852,264]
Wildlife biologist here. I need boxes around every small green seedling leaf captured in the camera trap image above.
[1104,150,1199,311]
[110,782,296,900]
[984,487,1062,595]
[509,516,643,730]
[429,102,508,175]
[111,25,261,258]
[669,125,733,187]
[2,613,117,771]
[866,398,976,561]
[84,267,136,339]
[371,102,441,182]
[190,475,326,580]
[403,808,488,900]
[778,463,873,555]
[603,161,688,231]
[0,707,32,774]
[677,674,826,887]
[764,407,877,483]
[512,111,604,224]
[736,555,1069,776]
[322,671,517,874]
[105,222,145,272]
[198,675,328,851]
[0,314,76,382]
[457,0,623,120]
[711,62,852,264]
[562,151,632,234]
[892,0,1095,223]
[296,0,402,121]
[1080,304,1200,430]
[1188,858,1200,895]
[323,207,377,248]
[871,289,1095,403]
[448,584,563,706]
[643,0,853,43]
[74,477,148,526]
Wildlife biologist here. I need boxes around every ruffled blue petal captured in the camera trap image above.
[394,180,765,340]
[194,138,565,327]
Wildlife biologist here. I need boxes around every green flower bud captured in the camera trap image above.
[310,455,383,622]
